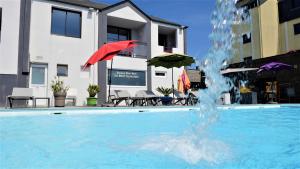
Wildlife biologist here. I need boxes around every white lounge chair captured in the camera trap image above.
[174,90,188,105]
[111,90,132,106]
[112,90,144,107]
[135,90,161,106]
[6,88,35,108]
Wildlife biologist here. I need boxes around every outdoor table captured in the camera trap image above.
[34,97,50,108]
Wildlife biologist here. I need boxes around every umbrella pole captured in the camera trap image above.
[108,59,113,102]
[172,68,174,98]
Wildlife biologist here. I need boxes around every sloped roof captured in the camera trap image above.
[149,15,186,28]
[51,0,109,9]
[187,70,201,83]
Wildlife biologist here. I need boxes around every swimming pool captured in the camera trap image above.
[0,105,299,169]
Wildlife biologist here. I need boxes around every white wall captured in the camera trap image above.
[107,6,147,23]
[30,0,98,105]
[150,21,184,95]
[0,0,21,75]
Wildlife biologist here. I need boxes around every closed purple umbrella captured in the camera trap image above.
[257,62,293,73]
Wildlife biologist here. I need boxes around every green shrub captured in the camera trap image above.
[87,84,100,97]
[156,86,172,97]
[51,77,69,94]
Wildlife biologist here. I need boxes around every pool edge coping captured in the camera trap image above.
[0,104,298,117]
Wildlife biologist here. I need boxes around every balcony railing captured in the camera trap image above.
[163,46,173,53]
[114,41,148,59]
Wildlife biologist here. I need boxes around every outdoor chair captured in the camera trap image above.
[111,90,146,107]
[111,90,131,106]
[173,90,188,105]
[111,90,144,107]
[135,90,161,106]
[6,88,35,108]
[188,91,199,105]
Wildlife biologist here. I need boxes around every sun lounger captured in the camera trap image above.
[173,90,188,105]
[6,88,35,108]
[188,91,199,105]
[135,90,161,106]
[111,90,144,107]
[111,90,131,106]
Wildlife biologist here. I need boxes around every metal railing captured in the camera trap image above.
[114,41,148,59]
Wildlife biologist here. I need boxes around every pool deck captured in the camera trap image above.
[0,104,299,117]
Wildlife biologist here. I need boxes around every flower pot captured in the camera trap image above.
[161,96,172,105]
[87,97,97,106]
[54,92,66,107]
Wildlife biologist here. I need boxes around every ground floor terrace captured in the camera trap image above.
[228,50,300,104]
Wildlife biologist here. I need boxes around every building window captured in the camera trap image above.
[292,0,300,9]
[158,26,177,53]
[155,71,166,77]
[0,8,2,41]
[159,34,174,53]
[107,26,131,42]
[158,34,167,47]
[57,64,68,76]
[32,67,46,85]
[242,33,251,44]
[294,23,300,35]
[51,8,81,38]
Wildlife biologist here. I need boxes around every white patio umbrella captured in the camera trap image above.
[221,68,258,75]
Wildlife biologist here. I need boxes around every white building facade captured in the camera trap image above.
[0,0,188,106]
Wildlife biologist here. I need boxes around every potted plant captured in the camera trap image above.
[51,77,69,107]
[87,84,100,106]
[157,86,173,105]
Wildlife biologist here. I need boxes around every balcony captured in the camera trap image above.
[115,42,148,59]
[158,26,177,53]
[236,0,261,8]
[106,16,149,59]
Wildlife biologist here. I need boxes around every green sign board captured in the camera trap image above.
[108,69,146,86]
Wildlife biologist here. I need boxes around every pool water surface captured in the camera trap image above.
[0,106,299,169]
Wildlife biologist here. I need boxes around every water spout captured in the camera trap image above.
[138,0,250,165]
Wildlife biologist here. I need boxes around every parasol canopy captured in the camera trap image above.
[84,40,138,68]
[221,68,258,74]
[83,40,138,102]
[147,53,195,69]
[147,53,195,97]
[257,62,293,73]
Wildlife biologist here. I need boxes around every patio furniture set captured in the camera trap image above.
[110,90,198,107]
[5,88,76,109]
[5,88,199,109]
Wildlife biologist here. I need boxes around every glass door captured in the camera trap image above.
[30,64,48,106]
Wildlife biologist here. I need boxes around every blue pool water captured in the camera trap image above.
[0,106,299,169]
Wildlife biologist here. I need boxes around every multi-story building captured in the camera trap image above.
[230,0,300,103]
[0,0,188,106]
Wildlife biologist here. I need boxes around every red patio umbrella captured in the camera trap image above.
[83,40,138,101]
[84,40,138,68]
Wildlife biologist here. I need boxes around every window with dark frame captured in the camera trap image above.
[294,23,300,35]
[51,7,81,38]
[0,8,2,41]
[155,72,166,77]
[107,26,131,42]
[292,0,300,9]
[158,34,167,47]
[107,26,132,56]
[242,33,251,44]
[57,64,68,77]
